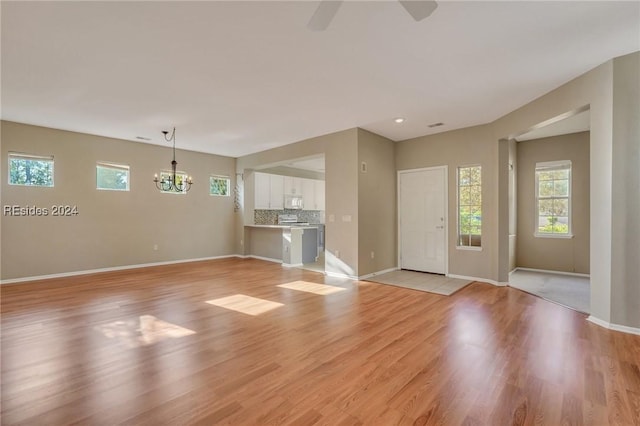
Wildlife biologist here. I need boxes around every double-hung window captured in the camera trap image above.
[535,160,572,237]
[8,152,54,187]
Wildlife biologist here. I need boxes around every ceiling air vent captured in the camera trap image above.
[136,136,152,141]
[427,122,444,128]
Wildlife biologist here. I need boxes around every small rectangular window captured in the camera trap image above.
[210,175,230,196]
[8,152,54,187]
[457,165,482,248]
[159,171,188,194]
[96,162,130,191]
[535,160,571,237]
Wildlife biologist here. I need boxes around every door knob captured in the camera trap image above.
[436,225,444,229]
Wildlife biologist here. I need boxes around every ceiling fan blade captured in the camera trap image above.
[398,0,438,22]
[307,1,343,31]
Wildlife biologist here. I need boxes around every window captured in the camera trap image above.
[159,171,188,194]
[8,153,54,187]
[96,162,130,191]
[210,175,230,196]
[535,161,571,237]
[457,165,482,248]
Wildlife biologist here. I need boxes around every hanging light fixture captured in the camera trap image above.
[153,127,193,193]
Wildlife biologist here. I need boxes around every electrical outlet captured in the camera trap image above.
[335,250,340,258]
[153,244,158,251]
[371,251,375,259]
[240,239,244,246]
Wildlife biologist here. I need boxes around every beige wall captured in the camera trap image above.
[1,121,237,280]
[492,56,623,325]
[237,129,360,277]
[395,52,639,330]
[508,139,517,272]
[516,132,590,274]
[357,129,396,276]
[610,52,640,328]
[396,124,498,281]
[3,50,637,329]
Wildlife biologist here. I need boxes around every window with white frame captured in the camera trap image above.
[8,152,54,187]
[210,175,230,196]
[535,160,571,237]
[159,171,189,194]
[96,162,130,191]
[457,165,482,247]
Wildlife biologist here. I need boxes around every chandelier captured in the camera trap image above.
[153,127,193,193]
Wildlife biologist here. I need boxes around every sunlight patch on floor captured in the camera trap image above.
[206,294,284,316]
[277,280,347,295]
[94,315,196,348]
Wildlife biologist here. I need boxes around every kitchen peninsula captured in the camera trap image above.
[245,224,319,266]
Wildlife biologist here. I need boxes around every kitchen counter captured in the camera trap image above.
[244,225,320,266]
[245,224,320,230]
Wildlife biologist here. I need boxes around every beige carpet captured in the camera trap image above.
[365,270,472,296]
[509,270,590,314]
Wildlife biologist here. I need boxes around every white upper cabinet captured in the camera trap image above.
[255,172,284,210]
[284,177,303,195]
[315,180,325,211]
[254,172,271,209]
[270,175,284,210]
[302,178,315,210]
[255,172,324,211]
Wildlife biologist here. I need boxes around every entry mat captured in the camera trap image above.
[365,270,472,296]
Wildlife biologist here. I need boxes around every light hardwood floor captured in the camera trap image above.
[2,258,639,425]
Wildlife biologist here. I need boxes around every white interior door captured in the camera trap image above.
[399,167,447,274]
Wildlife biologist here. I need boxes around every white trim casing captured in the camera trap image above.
[587,316,640,336]
[0,255,240,285]
[325,271,358,280]
[447,273,508,287]
[510,267,590,278]
[358,267,399,280]
[244,255,283,264]
[534,160,572,237]
[397,165,449,275]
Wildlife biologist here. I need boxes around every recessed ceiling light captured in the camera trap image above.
[394,118,405,124]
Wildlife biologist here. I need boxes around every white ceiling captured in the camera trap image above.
[2,1,639,157]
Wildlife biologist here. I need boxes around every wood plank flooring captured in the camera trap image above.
[1,258,639,425]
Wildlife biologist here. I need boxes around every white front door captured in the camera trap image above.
[399,167,447,274]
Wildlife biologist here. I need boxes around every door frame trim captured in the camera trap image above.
[397,165,449,275]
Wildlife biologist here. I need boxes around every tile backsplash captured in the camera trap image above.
[255,209,324,225]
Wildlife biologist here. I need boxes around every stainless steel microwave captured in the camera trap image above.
[284,194,303,209]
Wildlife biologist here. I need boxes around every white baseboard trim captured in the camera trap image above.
[282,262,303,268]
[447,274,507,287]
[0,255,239,285]
[587,316,640,336]
[243,255,283,264]
[325,271,358,280]
[512,267,590,278]
[358,267,399,280]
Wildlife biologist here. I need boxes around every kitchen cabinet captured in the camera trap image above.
[302,178,315,210]
[315,180,325,211]
[255,172,284,210]
[255,172,324,211]
[284,177,303,196]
